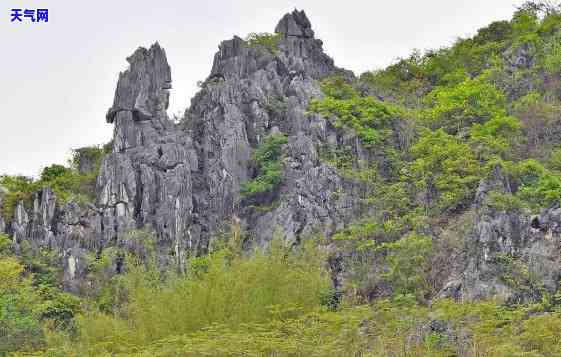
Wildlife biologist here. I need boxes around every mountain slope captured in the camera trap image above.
[4,4,561,355]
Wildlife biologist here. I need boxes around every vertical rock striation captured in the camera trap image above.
[439,166,561,303]
[0,10,364,289]
[4,9,557,303]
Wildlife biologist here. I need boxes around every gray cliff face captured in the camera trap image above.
[0,10,364,290]
[185,9,361,247]
[98,42,197,273]
[3,9,558,303]
[440,166,561,303]
[97,9,361,268]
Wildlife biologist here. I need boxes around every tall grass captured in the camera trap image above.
[64,238,330,354]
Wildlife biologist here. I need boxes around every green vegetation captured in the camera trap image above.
[375,234,433,300]
[70,143,112,173]
[2,231,561,356]
[244,32,282,54]
[240,133,288,199]
[9,2,561,355]
[309,76,403,147]
[37,235,331,355]
[0,235,80,353]
[0,144,109,221]
[409,129,481,213]
[422,75,507,134]
[312,2,561,220]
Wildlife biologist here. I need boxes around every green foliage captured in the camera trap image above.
[240,133,288,199]
[470,115,522,159]
[0,250,80,353]
[332,220,382,251]
[310,77,402,147]
[487,191,526,212]
[0,257,43,352]
[13,5,561,355]
[492,253,543,295]
[319,75,360,100]
[0,175,36,220]
[513,159,561,210]
[70,144,111,173]
[513,6,543,46]
[518,170,561,210]
[473,20,513,45]
[264,96,288,117]
[547,147,561,170]
[361,50,436,106]
[53,237,329,354]
[540,32,561,74]
[0,143,110,221]
[409,129,480,213]
[40,164,70,182]
[422,75,507,134]
[0,233,12,256]
[376,234,433,300]
[244,32,282,53]
[512,92,561,156]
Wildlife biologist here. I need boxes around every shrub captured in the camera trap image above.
[0,175,37,220]
[65,237,330,353]
[70,144,111,174]
[320,75,360,100]
[0,257,44,352]
[512,92,561,156]
[0,145,109,221]
[487,191,526,212]
[473,20,513,45]
[422,75,507,134]
[240,133,288,199]
[409,129,480,213]
[244,32,282,53]
[518,171,561,210]
[547,147,561,171]
[470,115,522,159]
[310,77,403,148]
[375,234,434,300]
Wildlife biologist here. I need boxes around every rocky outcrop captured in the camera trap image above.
[2,9,559,304]
[0,10,365,288]
[97,42,198,274]
[440,166,561,303]
[186,9,361,247]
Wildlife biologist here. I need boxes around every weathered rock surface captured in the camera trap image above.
[0,10,364,289]
[3,9,556,303]
[440,166,561,303]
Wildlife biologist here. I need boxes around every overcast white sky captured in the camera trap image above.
[1,0,527,177]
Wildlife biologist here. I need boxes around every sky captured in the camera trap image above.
[1,0,528,177]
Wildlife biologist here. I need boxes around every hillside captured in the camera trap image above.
[3,3,561,355]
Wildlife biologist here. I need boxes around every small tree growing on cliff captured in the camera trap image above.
[244,32,282,54]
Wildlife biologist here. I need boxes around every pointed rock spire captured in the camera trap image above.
[106,42,172,123]
[275,9,314,38]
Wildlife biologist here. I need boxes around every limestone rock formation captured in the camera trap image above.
[2,9,557,304]
[440,166,561,303]
[0,10,364,289]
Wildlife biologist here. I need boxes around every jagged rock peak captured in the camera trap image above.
[106,42,172,123]
[208,9,337,81]
[275,9,314,38]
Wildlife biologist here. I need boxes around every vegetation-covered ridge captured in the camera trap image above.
[306,1,561,257]
[6,2,561,355]
[0,143,111,221]
[11,231,561,356]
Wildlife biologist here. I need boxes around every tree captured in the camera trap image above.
[409,129,480,213]
[375,234,433,300]
[470,115,522,159]
[512,92,561,157]
[422,76,507,135]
